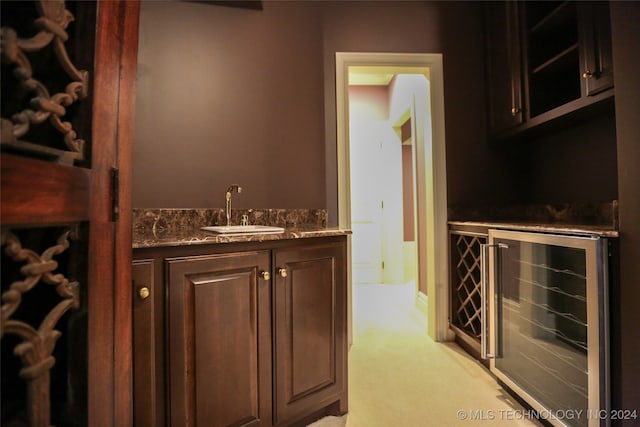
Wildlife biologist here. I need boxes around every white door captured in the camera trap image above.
[350,120,384,284]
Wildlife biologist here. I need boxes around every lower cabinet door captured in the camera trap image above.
[166,251,272,427]
[272,242,347,425]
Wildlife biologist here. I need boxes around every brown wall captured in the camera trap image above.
[134,1,325,209]
[511,112,618,204]
[134,0,619,211]
[134,1,498,222]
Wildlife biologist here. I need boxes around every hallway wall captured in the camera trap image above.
[389,75,427,288]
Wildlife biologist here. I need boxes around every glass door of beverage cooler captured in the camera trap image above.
[484,230,609,427]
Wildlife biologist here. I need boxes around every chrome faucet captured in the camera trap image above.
[225,185,242,226]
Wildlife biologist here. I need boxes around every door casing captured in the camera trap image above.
[335,52,452,343]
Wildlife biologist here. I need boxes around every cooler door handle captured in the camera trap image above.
[480,242,507,359]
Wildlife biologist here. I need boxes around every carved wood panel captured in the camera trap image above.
[1,0,94,166]
[1,1,94,426]
[2,0,139,425]
[1,229,85,426]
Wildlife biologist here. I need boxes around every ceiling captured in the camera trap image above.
[348,72,394,86]
[348,65,430,86]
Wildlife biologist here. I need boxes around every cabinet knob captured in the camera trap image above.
[261,271,271,281]
[511,107,520,116]
[138,286,150,300]
[278,268,288,278]
[582,70,593,79]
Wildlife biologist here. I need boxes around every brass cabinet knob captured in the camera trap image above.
[261,271,271,281]
[582,70,593,79]
[278,268,288,278]
[138,286,150,300]
[511,107,520,116]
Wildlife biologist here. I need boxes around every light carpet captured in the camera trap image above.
[308,283,540,427]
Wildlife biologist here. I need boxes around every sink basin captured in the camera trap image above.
[201,225,285,235]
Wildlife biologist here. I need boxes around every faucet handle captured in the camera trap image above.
[226,184,242,194]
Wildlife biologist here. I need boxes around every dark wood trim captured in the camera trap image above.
[0,153,90,225]
[89,0,139,425]
[490,90,615,142]
[114,0,140,425]
[132,259,158,426]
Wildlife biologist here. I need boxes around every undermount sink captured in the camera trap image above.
[201,225,286,235]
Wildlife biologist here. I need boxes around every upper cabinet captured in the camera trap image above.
[485,1,614,140]
[577,1,614,96]
[485,1,525,134]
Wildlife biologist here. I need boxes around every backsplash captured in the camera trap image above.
[133,208,328,235]
[447,201,618,228]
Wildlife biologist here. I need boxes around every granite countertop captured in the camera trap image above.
[448,220,618,237]
[447,201,619,238]
[133,225,351,249]
[132,208,350,249]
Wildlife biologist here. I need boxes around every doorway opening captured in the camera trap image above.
[348,75,419,288]
[335,53,451,344]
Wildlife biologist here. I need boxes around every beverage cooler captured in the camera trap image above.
[481,230,609,427]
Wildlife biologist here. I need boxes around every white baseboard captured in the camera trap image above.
[416,290,428,315]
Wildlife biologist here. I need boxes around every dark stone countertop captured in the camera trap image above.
[132,208,350,249]
[133,225,351,249]
[448,201,619,237]
[448,220,618,237]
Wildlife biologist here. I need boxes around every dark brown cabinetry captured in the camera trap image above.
[577,1,614,96]
[272,244,348,425]
[485,1,614,139]
[166,251,273,427]
[485,1,524,135]
[132,237,348,427]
